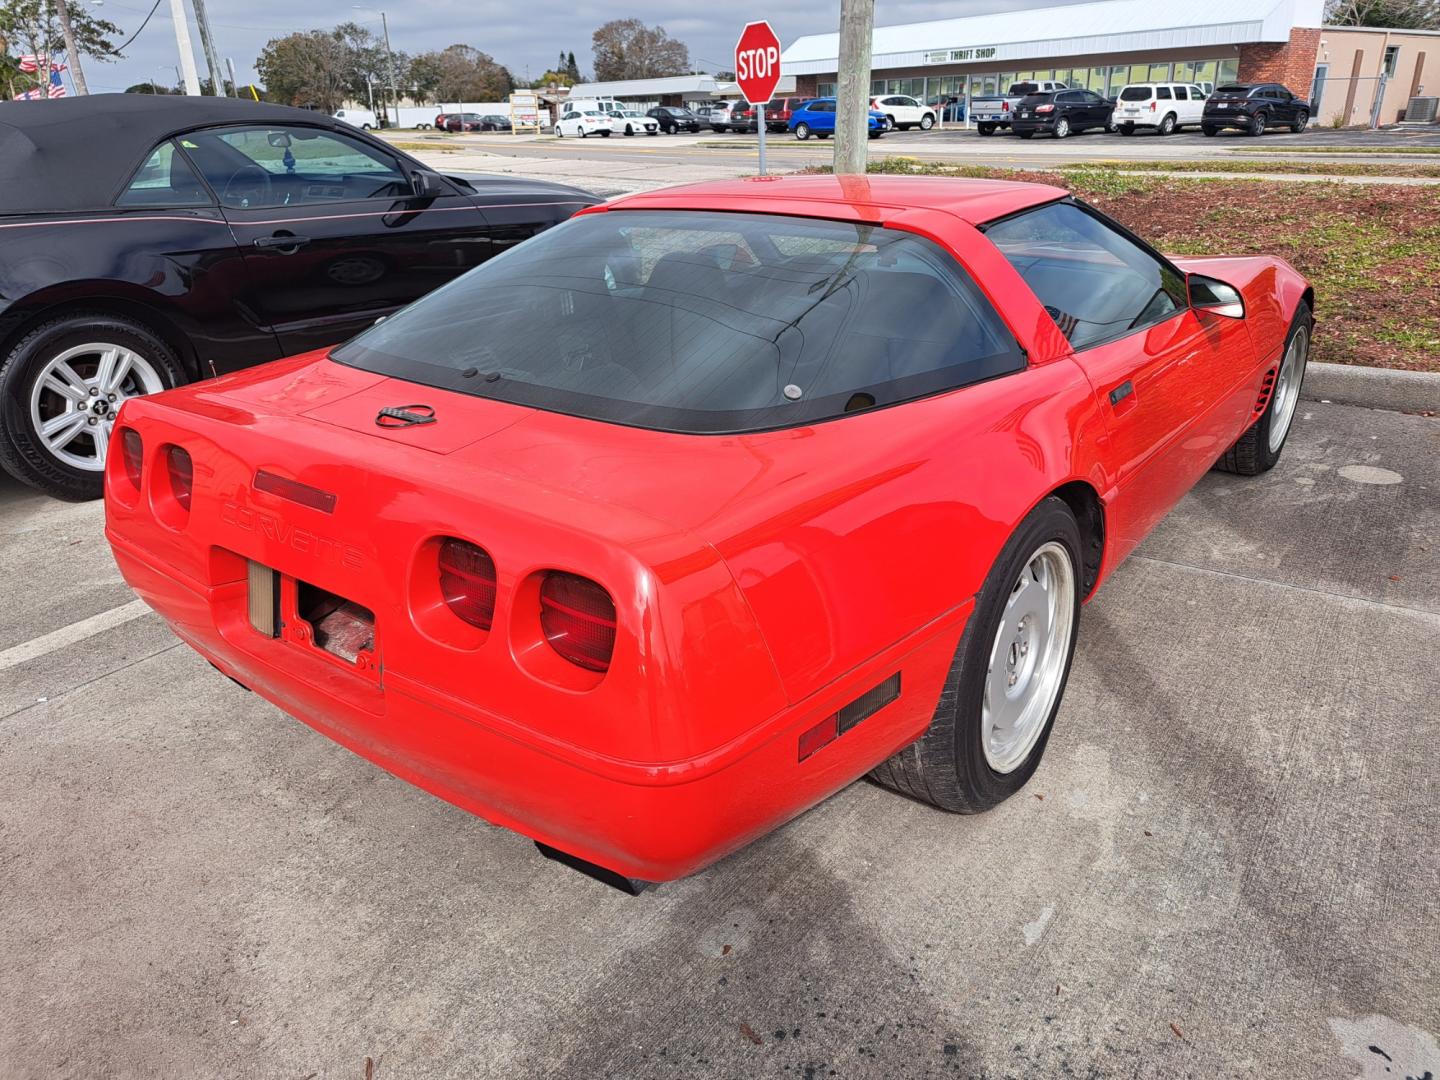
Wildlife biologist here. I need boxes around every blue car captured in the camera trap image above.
[788,97,890,140]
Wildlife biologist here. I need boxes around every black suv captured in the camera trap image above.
[646,106,701,134]
[1202,83,1309,136]
[1010,89,1115,139]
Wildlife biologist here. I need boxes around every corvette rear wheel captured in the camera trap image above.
[0,312,182,500]
[1215,303,1312,476]
[870,496,1082,812]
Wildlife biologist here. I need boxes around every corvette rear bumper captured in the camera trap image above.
[110,530,967,883]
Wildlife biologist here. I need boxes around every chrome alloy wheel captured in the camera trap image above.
[29,342,164,471]
[1267,322,1309,453]
[982,541,1076,774]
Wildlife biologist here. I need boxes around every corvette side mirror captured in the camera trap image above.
[1189,274,1245,319]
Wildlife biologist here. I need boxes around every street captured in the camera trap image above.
[3,399,1436,1078]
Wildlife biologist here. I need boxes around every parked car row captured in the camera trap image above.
[434,112,514,133]
[975,80,1311,138]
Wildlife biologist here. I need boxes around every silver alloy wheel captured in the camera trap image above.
[1267,323,1309,453]
[982,541,1076,774]
[29,342,164,472]
[1054,117,1069,138]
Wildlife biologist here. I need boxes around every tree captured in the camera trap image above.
[0,0,122,95]
[1326,0,1440,26]
[124,80,181,94]
[256,29,353,111]
[590,20,689,81]
[531,69,570,89]
[409,44,511,102]
[566,51,581,82]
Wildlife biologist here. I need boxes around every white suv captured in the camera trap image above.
[1112,83,1208,135]
[869,94,937,131]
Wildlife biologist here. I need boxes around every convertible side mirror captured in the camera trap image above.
[1189,273,1245,319]
[411,169,450,198]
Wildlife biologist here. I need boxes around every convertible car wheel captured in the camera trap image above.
[0,312,181,500]
[1215,303,1312,475]
[870,496,1082,812]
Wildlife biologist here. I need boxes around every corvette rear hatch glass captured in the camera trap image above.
[330,210,1023,434]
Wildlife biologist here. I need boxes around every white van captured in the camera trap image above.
[332,108,378,130]
[1112,83,1209,135]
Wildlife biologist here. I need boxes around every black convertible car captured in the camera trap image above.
[0,95,598,499]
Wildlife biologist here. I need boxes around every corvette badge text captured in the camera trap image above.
[220,502,364,570]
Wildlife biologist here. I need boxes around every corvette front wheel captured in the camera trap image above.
[1215,303,1312,475]
[870,496,1082,812]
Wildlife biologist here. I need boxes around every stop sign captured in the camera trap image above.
[734,21,782,105]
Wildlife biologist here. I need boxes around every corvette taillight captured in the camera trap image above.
[438,538,497,631]
[540,572,616,673]
[167,446,193,510]
[120,428,143,489]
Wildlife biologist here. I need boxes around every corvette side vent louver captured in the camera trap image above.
[1254,369,1278,416]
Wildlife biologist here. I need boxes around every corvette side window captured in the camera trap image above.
[984,201,1186,350]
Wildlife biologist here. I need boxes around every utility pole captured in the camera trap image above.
[833,0,874,175]
[168,0,202,95]
[380,11,398,127]
[52,0,89,94]
[190,0,229,95]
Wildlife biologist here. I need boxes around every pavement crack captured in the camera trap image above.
[1128,554,1440,623]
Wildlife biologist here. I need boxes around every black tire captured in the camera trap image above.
[1158,113,1176,135]
[712,125,726,134]
[0,311,184,501]
[1120,124,1135,136]
[977,122,996,136]
[869,129,885,139]
[919,113,935,130]
[1248,111,1267,136]
[816,132,829,139]
[1214,303,1313,476]
[1017,130,1034,139]
[599,130,611,137]
[577,128,586,138]
[795,122,811,140]
[1053,117,1070,139]
[1202,124,1218,137]
[870,496,1083,813]
[1290,109,1309,133]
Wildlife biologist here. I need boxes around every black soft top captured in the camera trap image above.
[0,94,396,214]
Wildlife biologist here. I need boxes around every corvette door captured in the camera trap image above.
[180,122,495,358]
[986,200,1255,554]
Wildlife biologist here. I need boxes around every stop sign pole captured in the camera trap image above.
[735,21,782,175]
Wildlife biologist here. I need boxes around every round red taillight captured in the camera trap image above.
[438,538,497,631]
[120,428,143,489]
[166,446,193,511]
[539,572,616,673]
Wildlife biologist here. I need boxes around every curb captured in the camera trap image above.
[1302,361,1440,413]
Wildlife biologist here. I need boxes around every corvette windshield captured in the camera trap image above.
[331,210,1024,434]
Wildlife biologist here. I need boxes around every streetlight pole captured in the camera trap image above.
[353,7,399,127]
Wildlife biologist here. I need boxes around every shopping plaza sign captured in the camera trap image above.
[735,21,783,105]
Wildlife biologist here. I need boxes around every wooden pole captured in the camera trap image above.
[832,0,873,175]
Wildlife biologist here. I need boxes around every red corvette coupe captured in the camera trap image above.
[104,176,1312,890]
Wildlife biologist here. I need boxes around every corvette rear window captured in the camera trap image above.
[331,210,1024,434]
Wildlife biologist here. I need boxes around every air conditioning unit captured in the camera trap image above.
[1404,96,1438,123]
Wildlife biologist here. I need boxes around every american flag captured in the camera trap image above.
[12,69,68,100]
[17,55,66,73]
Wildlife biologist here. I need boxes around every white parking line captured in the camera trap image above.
[0,599,152,671]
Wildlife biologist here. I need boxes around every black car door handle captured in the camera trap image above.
[254,234,311,250]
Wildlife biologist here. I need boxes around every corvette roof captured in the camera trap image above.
[604,174,1067,227]
[0,94,370,214]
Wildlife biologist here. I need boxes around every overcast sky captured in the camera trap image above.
[79,0,1067,94]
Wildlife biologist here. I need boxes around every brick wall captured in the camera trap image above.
[1238,27,1321,98]
[794,74,819,97]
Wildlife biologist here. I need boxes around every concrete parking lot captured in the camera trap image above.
[2,391,1436,1077]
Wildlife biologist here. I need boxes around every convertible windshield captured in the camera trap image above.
[330,210,1024,434]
